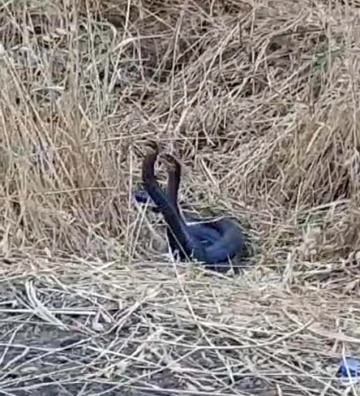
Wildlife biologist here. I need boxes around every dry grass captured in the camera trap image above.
[0,0,360,394]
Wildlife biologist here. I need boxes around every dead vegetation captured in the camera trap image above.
[0,0,360,395]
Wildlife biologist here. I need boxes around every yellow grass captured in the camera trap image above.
[0,0,360,394]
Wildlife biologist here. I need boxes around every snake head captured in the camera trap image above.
[162,152,180,169]
[133,140,160,160]
[146,140,160,155]
[161,153,174,169]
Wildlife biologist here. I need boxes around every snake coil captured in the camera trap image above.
[135,145,245,272]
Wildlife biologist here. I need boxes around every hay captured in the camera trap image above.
[0,0,360,394]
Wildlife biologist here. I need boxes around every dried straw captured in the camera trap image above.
[0,0,359,394]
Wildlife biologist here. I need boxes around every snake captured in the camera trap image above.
[134,145,245,272]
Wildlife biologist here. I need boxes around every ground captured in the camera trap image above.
[0,0,360,395]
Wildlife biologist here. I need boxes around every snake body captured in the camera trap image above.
[135,148,245,271]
